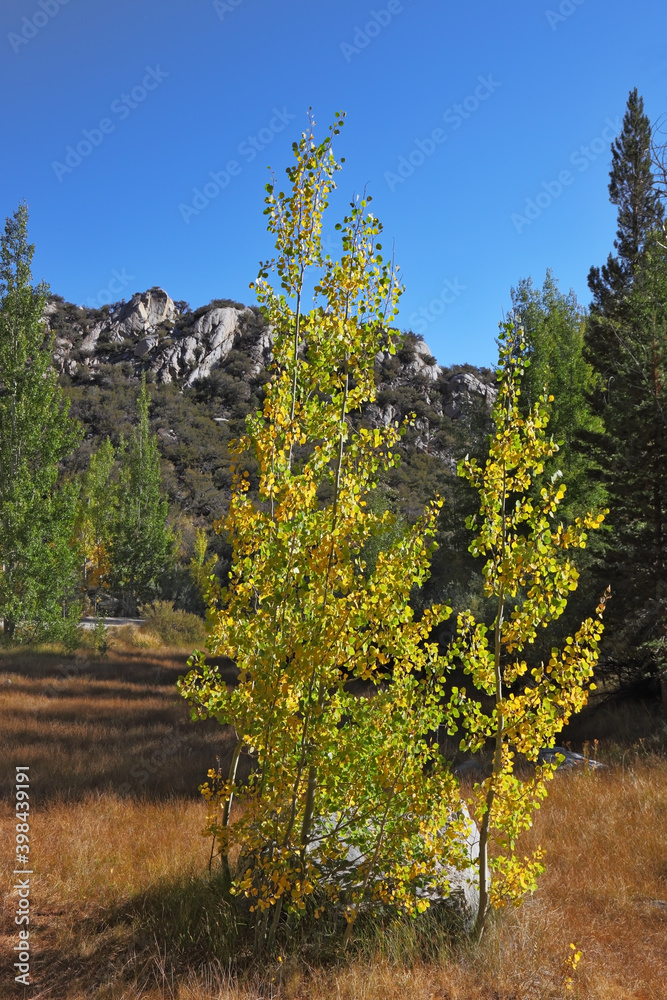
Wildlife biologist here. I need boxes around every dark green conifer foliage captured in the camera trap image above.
[586,88,664,389]
[594,231,667,683]
[588,89,664,317]
[584,90,667,685]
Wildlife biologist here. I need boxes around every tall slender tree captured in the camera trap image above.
[584,89,667,686]
[76,437,116,611]
[450,322,607,940]
[179,115,472,953]
[0,203,82,639]
[592,231,667,685]
[108,377,175,614]
[586,89,664,391]
[511,270,604,523]
[588,88,663,322]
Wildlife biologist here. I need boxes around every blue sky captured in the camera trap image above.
[3,0,667,367]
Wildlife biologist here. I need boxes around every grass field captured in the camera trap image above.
[1,637,666,999]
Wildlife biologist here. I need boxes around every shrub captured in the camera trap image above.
[138,600,207,648]
[92,617,111,657]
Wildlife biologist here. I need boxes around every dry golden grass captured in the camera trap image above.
[0,641,240,803]
[1,643,666,999]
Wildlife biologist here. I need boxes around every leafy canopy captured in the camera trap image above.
[0,202,82,639]
[179,112,469,953]
[447,322,607,938]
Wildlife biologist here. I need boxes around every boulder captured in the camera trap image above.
[417,803,481,931]
[113,288,178,338]
[410,339,442,381]
[444,371,498,419]
[183,306,247,386]
[134,335,158,358]
[454,747,606,781]
[308,803,482,932]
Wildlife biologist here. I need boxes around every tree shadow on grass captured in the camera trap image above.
[0,647,244,804]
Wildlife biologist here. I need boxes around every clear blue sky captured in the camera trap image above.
[3,0,667,367]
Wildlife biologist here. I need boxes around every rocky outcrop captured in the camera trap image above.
[47,288,267,386]
[111,287,179,339]
[409,339,442,381]
[444,371,498,419]
[183,307,252,387]
[45,290,496,463]
[79,288,179,354]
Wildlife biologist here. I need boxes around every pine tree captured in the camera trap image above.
[586,88,664,389]
[583,89,667,687]
[108,377,175,615]
[0,203,82,639]
[592,231,667,685]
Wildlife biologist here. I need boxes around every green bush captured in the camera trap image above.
[92,617,111,657]
[138,600,207,648]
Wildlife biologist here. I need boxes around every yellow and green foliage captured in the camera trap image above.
[179,116,610,953]
[76,436,116,601]
[447,322,608,938]
[178,114,469,952]
[188,527,218,605]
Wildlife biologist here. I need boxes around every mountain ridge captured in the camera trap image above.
[47,286,498,546]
